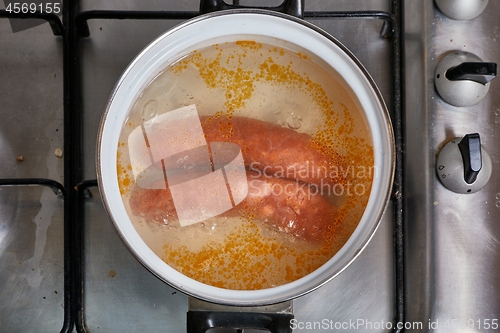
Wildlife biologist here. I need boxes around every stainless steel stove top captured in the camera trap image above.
[404,1,500,331]
[0,0,498,332]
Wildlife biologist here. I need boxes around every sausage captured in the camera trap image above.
[128,115,342,243]
[243,171,336,242]
[129,171,335,243]
[200,116,341,187]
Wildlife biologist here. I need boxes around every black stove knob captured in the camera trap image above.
[435,51,497,107]
[436,133,492,194]
[435,0,489,20]
[446,62,497,85]
[457,133,482,184]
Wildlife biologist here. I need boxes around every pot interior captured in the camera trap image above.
[98,10,394,305]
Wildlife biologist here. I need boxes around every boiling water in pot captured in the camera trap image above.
[115,39,374,290]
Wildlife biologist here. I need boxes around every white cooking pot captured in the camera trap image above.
[97,9,394,306]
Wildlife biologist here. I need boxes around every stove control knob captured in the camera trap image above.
[436,133,492,194]
[435,51,497,107]
[435,0,489,20]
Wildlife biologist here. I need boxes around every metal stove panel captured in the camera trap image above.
[404,0,500,332]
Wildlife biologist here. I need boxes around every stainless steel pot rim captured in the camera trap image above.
[97,9,395,306]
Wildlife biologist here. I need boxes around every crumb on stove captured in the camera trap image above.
[54,148,63,158]
[16,156,24,162]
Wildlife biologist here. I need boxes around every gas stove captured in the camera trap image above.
[404,1,500,332]
[0,0,498,332]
